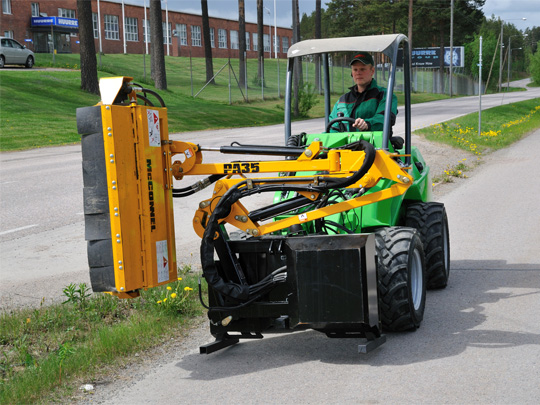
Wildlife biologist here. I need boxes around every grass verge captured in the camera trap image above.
[1,53,450,151]
[415,98,540,183]
[0,268,206,404]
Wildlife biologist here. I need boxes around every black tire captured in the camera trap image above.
[0,56,5,68]
[25,56,34,68]
[405,202,450,289]
[375,227,426,332]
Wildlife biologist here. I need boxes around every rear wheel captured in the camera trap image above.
[375,227,426,332]
[0,56,5,68]
[25,56,34,68]
[405,202,450,289]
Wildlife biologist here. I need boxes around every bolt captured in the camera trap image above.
[120,287,124,291]
[117,239,121,243]
[110,154,114,158]
[194,217,200,223]
[118,260,123,264]
[106,106,110,110]
[112,186,117,190]
[112,181,116,185]
[108,133,112,137]
[116,234,120,238]
[107,127,112,131]
[114,213,119,217]
[110,159,114,163]
[119,266,123,270]
[114,207,118,211]
[310,194,315,199]
[252,229,259,236]
[305,150,313,157]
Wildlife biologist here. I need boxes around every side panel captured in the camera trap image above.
[78,104,177,296]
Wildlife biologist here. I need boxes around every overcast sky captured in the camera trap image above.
[120,0,538,32]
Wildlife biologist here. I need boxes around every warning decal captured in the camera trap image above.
[156,240,169,283]
[147,109,161,147]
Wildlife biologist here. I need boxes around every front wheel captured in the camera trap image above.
[375,227,426,332]
[0,56,5,68]
[25,56,34,68]
[405,202,450,289]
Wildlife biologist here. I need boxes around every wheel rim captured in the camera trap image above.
[442,220,450,276]
[410,248,423,310]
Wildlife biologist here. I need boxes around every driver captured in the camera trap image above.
[328,52,398,132]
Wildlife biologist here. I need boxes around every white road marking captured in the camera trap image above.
[0,224,38,236]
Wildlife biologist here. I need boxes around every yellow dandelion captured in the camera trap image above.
[164,298,168,302]
[184,286,193,291]
[157,300,162,304]
[167,286,172,290]
[171,293,177,298]
[26,318,31,324]
[177,277,182,281]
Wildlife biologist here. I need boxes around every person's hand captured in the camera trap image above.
[352,118,369,131]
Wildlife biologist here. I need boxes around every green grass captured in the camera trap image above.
[415,98,540,183]
[1,53,452,151]
[0,270,205,404]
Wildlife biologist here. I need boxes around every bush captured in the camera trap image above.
[530,44,540,85]
[297,82,319,117]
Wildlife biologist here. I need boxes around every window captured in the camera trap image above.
[282,36,289,53]
[191,25,201,47]
[92,13,99,39]
[2,0,11,14]
[245,32,250,51]
[230,30,238,50]
[104,15,119,40]
[31,3,39,17]
[143,20,150,43]
[163,22,171,44]
[125,17,138,42]
[58,8,75,18]
[263,34,270,52]
[210,28,215,48]
[176,24,187,46]
[3,31,13,38]
[252,33,258,51]
[218,28,227,49]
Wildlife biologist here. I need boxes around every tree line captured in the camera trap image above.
[76,0,538,96]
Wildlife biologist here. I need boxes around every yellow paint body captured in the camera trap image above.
[100,100,177,297]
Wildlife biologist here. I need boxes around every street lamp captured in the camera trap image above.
[498,17,526,92]
[507,34,527,90]
[273,0,277,58]
[263,6,271,59]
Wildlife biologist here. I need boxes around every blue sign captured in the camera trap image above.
[31,16,78,29]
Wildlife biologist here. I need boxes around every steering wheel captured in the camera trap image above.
[326,117,357,133]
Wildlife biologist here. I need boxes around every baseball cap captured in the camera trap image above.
[349,52,374,66]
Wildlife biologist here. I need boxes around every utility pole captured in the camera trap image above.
[449,0,454,97]
[498,19,503,92]
[478,36,482,137]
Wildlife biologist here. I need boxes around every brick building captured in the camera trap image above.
[1,0,293,58]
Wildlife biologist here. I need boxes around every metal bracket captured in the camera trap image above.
[358,334,386,354]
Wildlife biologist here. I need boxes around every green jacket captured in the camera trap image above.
[329,79,398,132]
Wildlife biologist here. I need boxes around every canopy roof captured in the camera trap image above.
[287,34,407,59]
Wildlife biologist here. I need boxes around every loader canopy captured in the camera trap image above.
[284,34,412,163]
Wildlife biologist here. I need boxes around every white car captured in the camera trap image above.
[0,37,35,68]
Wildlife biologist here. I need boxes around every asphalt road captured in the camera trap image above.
[82,127,540,404]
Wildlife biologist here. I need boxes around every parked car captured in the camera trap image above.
[0,37,34,68]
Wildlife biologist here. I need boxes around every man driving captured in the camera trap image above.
[328,52,398,132]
